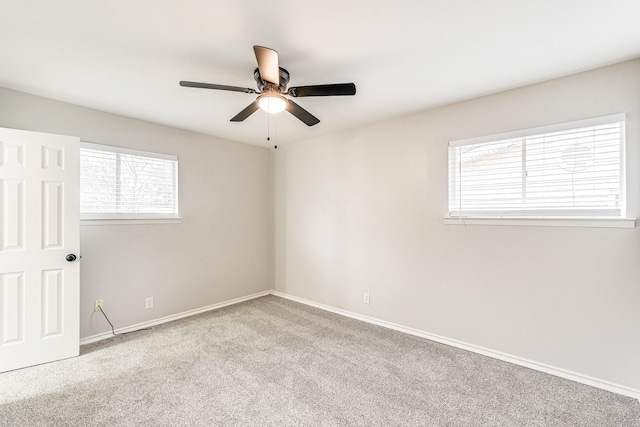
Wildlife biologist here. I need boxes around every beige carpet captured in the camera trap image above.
[1,295,638,426]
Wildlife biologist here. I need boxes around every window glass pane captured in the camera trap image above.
[118,154,176,214]
[80,144,178,218]
[80,149,118,213]
[449,117,623,217]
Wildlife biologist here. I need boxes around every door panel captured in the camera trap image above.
[42,181,64,249]
[0,127,79,372]
[0,272,25,345]
[41,269,64,337]
[1,179,25,250]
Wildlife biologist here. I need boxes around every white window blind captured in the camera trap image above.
[448,114,625,218]
[80,142,178,219]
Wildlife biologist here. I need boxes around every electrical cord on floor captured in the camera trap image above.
[97,306,151,336]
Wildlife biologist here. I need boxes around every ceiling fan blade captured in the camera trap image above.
[180,81,256,94]
[288,83,356,97]
[230,101,260,122]
[253,46,280,85]
[286,100,320,126]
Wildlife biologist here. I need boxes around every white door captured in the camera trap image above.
[0,127,80,372]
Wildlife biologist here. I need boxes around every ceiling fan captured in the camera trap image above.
[179,46,356,126]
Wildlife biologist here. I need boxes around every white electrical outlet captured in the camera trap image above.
[94,299,103,312]
[145,297,154,309]
[363,293,370,304]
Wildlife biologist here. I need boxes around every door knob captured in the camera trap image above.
[65,254,77,262]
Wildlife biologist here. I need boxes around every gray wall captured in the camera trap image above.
[0,87,271,339]
[273,59,640,391]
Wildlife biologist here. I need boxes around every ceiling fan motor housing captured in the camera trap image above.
[254,67,290,92]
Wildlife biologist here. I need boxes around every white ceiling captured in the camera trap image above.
[2,1,640,147]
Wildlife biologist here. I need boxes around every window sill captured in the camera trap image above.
[81,218,183,226]
[443,217,635,229]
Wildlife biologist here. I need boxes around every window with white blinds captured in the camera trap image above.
[448,114,625,218]
[80,142,178,219]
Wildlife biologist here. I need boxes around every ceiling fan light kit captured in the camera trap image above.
[258,94,287,114]
[179,45,356,127]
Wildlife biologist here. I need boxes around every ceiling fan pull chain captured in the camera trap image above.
[273,115,278,149]
[267,107,271,142]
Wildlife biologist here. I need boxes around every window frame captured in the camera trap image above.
[446,114,635,228]
[80,142,181,224]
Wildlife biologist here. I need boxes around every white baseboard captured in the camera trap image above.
[80,291,271,345]
[271,290,640,402]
